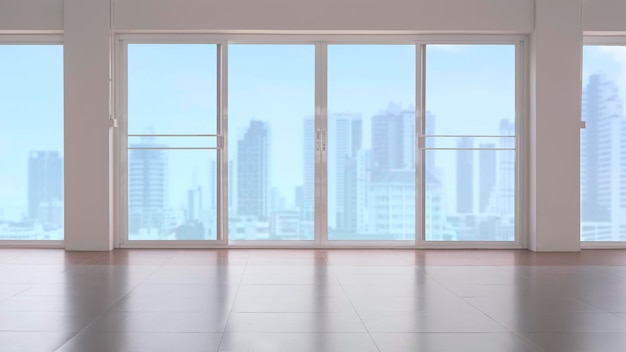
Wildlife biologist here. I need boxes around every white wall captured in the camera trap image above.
[2,0,626,251]
[63,0,113,251]
[112,0,534,32]
[584,0,626,32]
[529,0,582,252]
[0,0,63,31]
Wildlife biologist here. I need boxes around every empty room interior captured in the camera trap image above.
[2,0,626,351]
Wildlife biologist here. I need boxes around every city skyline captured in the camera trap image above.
[5,44,625,242]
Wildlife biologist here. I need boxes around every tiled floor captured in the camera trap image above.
[1,249,626,351]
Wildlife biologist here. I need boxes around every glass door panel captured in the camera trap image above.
[423,44,516,241]
[228,44,315,240]
[0,45,64,240]
[126,44,220,241]
[581,45,626,242]
[327,45,416,240]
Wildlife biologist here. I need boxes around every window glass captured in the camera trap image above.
[581,45,626,242]
[0,45,64,240]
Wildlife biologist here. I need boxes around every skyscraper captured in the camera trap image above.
[327,113,362,233]
[498,119,516,217]
[372,109,414,171]
[479,144,496,213]
[28,151,63,226]
[128,138,168,236]
[237,120,269,218]
[367,106,417,239]
[456,137,474,214]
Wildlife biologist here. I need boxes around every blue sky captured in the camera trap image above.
[0,45,63,218]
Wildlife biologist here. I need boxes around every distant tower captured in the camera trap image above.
[498,119,515,216]
[327,113,362,232]
[28,151,63,225]
[479,144,496,213]
[456,137,473,214]
[237,120,269,218]
[128,137,168,235]
[371,109,414,171]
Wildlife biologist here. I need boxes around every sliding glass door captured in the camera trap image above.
[122,42,224,243]
[581,41,626,244]
[228,44,315,241]
[326,44,416,241]
[117,36,524,247]
[422,44,518,242]
[0,42,64,241]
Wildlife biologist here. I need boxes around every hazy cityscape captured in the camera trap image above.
[125,105,516,241]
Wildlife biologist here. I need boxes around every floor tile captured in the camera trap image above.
[236,284,346,298]
[111,294,236,313]
[0,332,75,352]
[0,311,95,331]
[0,248,626,352]
[57,332,222,352]
[372,333,538,352]
[359,311,508,333]
[351,295,482,313]
[89,311,229,333]
[225,312,366,332]
[522,332,626,352]
[219,333,379,352]
[487,311,626,333]
[231,295,354,313]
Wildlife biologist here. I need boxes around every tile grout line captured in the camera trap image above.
[329,263,383,352]
[53,257,169,351]
[215,249,251,352]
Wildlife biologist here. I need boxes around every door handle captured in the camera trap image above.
[316,129,321,151]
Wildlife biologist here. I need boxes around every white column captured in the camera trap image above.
[64,0,113,250]
[529,0,583,251]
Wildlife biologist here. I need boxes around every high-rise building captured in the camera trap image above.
[28,151,63,226]
[498,119,516,216]
[456,137,474,214]
[369,170,415,240]
[327,113,362,232]
[128,138,168,236]
[186,187,202,221]
[372,109,414,171]
[237,120,269,219]
[479,144,496,213]
[581,74,626,241]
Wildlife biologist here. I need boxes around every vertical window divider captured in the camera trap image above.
[515,39,528,248]
[116,37,129,247]
[415,41,426,246]
[217,42,229,244]
[315,42,328,245]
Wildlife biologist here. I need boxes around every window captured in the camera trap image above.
[327,44,416,241]
[581,44,626,242]
[423,44,517,241]
[0,44,64,240]
[228,44,315,241]
[126,44,219,241]
[117,36,524,247]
